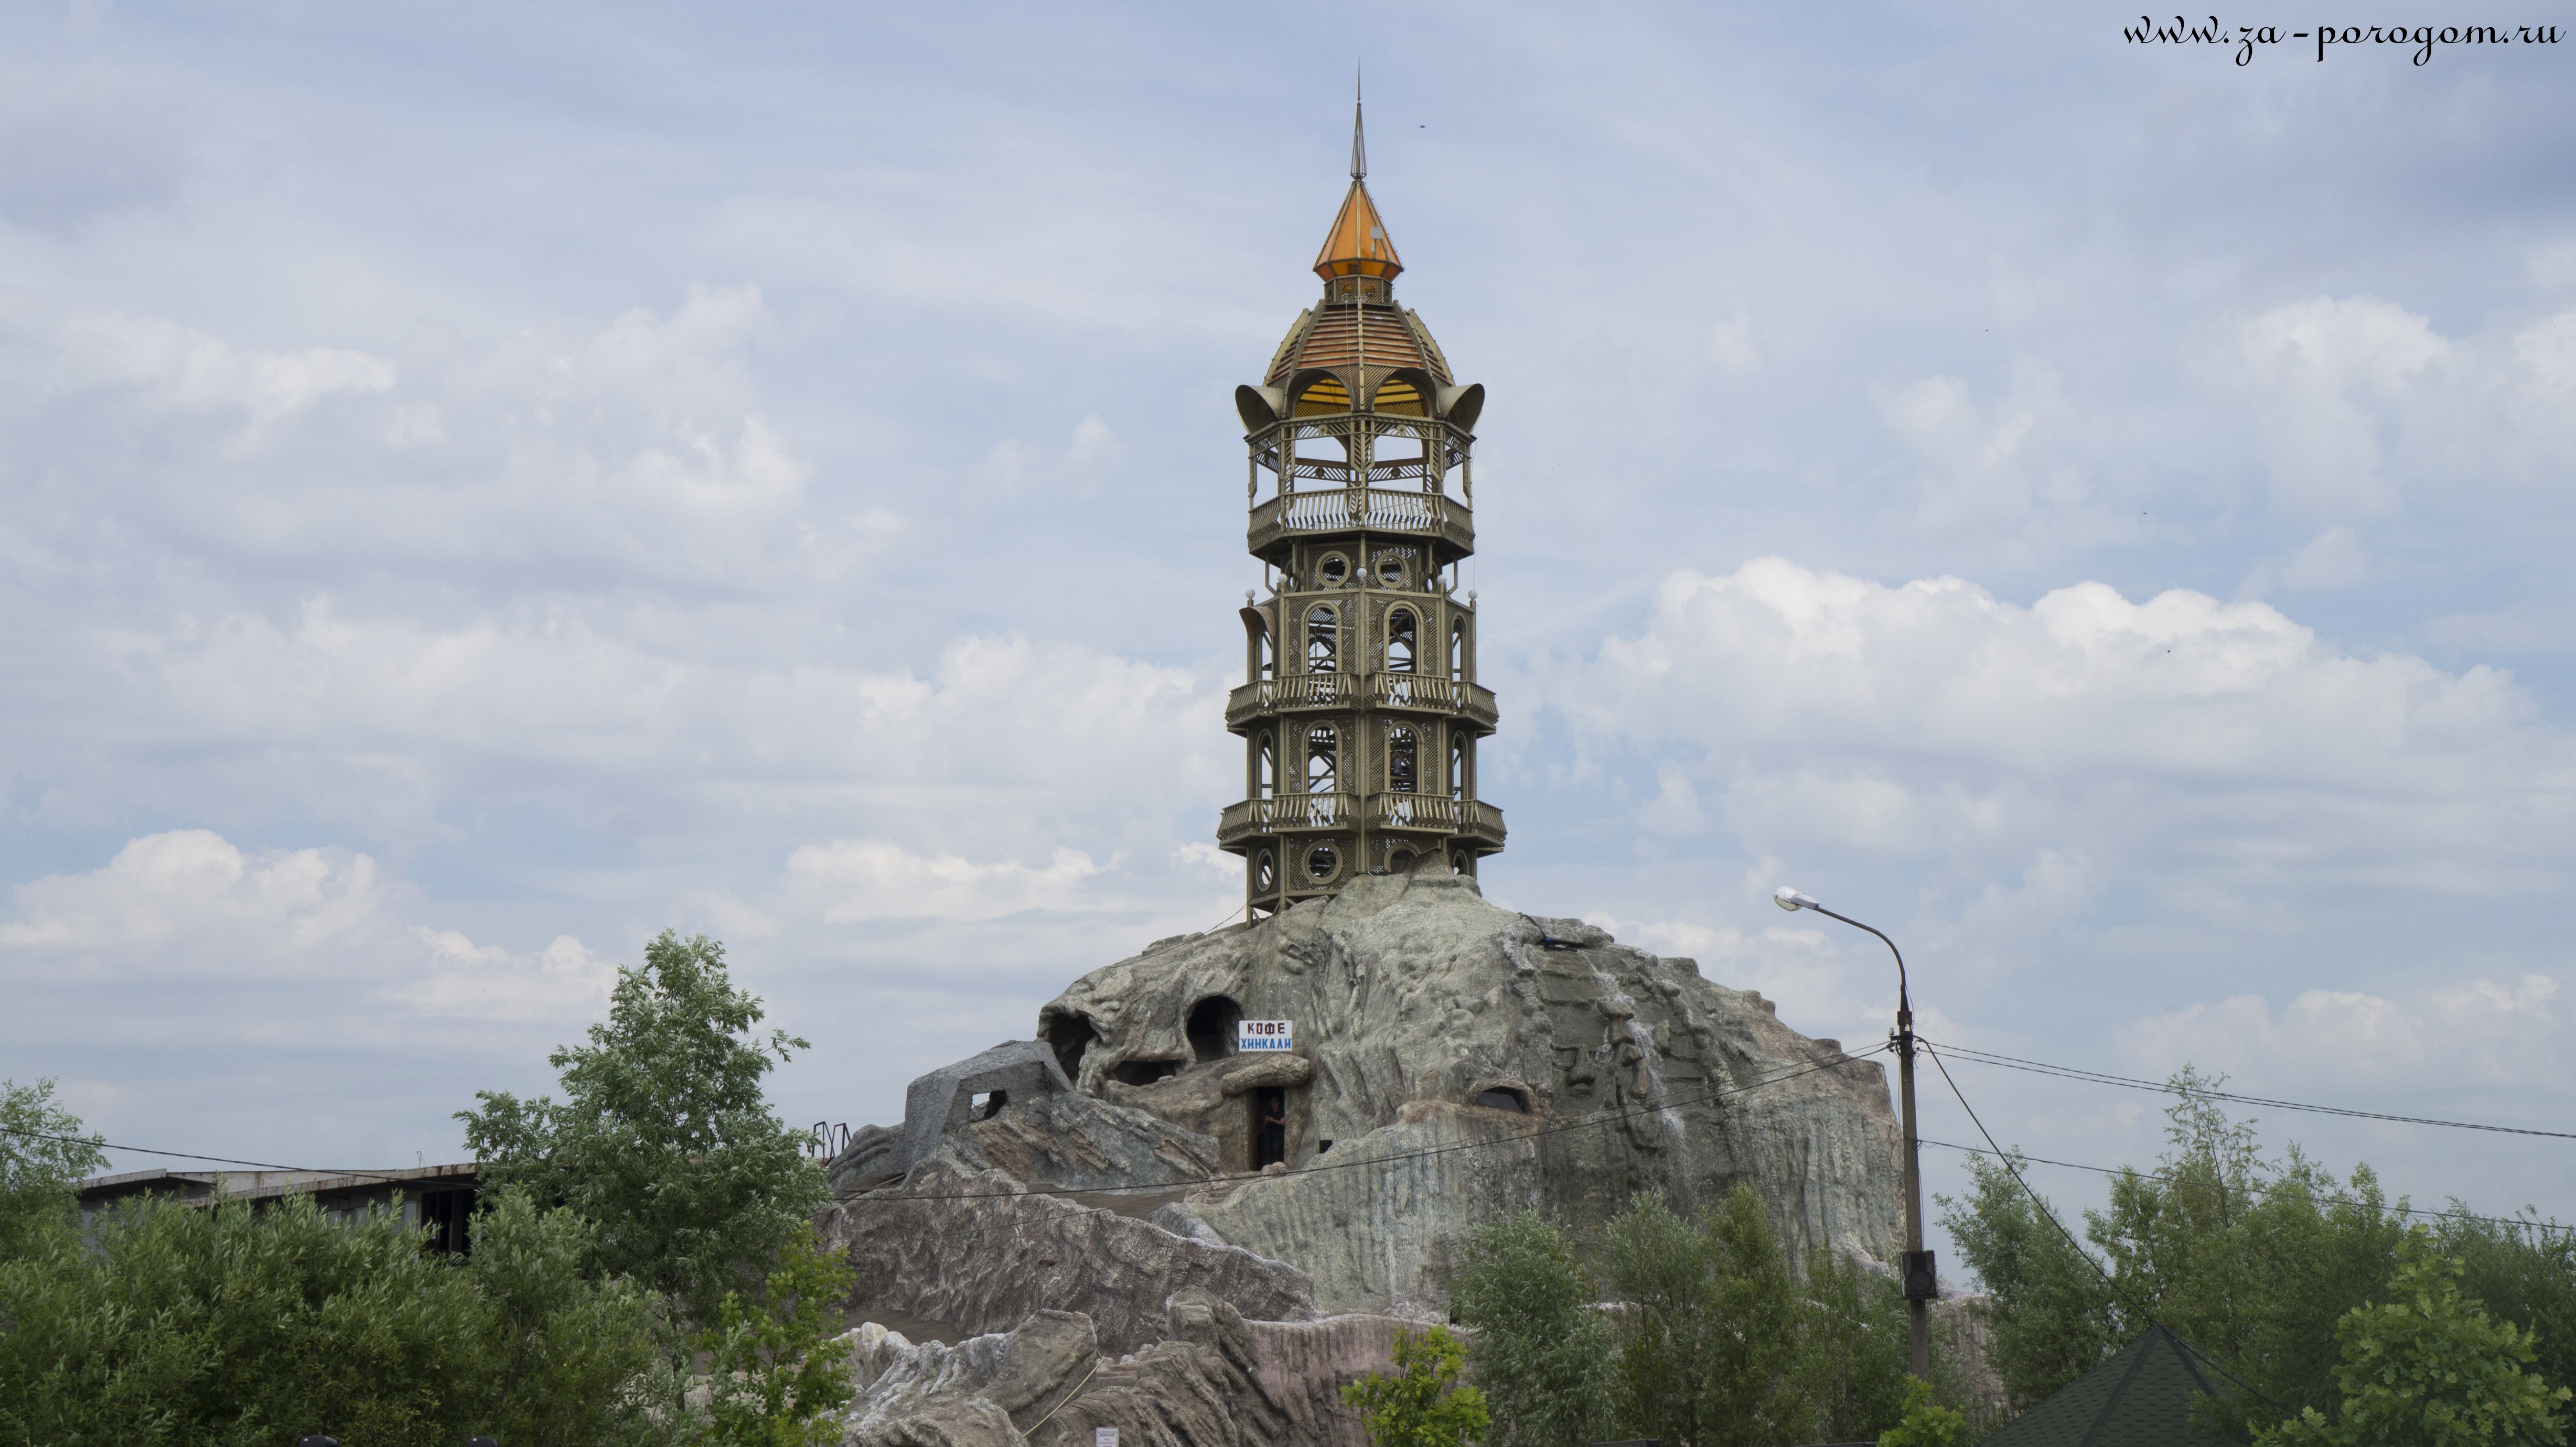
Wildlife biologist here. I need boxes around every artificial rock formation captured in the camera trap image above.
[821,874,1908,1437]
[1037,873,1905,1313]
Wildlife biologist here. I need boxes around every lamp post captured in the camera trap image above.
[1774,885,1935,1379]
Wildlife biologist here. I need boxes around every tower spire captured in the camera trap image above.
[1350,69,1367,180]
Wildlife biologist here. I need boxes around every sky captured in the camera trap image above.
[5,1,2574,1277]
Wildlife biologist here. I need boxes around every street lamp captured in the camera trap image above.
[1774,885,1936,1379]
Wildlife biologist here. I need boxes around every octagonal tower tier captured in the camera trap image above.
[1218,102,1503,918]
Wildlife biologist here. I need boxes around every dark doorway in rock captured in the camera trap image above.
[1475,1087,1530,1113]
[1109,1059,1181,1087]
[1046,1013,1098,1083]
[1187,996,1242,1063]
[1253,1086,1288,1168]
[971,1090,1007,1120]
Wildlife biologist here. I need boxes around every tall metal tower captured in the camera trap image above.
[1219,100,1504,917]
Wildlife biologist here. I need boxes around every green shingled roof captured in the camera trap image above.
[1979,1327,2241,1446]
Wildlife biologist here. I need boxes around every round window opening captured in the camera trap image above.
[1377,555,1404,587]
[1254,852,1276,892]
[1388,848,1416,874]
[1307,844,1340,882]
[1318,554,1349,587]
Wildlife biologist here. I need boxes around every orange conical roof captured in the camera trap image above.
[1312,179,1403,283]
[1313,98,1401,283]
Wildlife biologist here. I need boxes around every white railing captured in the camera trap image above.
[1218,793,1358,841]
[1369,673,1500,723]
[1248,490,1472,552]
[1367,794,1508,840]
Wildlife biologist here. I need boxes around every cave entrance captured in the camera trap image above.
[1046,1013,1098,1083]
[1252,1086,1288,1169]
[1187,996,1242,1064]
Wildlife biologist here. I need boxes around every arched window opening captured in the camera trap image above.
[1046,1012,1098,1083]
[1450,618,1467,681]
[1257,734,1276,798]
[1388,610,1416,673]
[1389,848,1416,874]
[1187,996,1243,1063]
[1307,606,1338,674]
[1451,850,1474,876]
[1259,628,1275,679]
[1307,725,1338,794]
[1389,726,1418,795]
[1450,737,1466,798]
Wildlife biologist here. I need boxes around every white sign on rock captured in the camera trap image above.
[1238,1019,1293,1052]
[1096,1430,1118,1447]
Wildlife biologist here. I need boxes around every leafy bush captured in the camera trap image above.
[1343,1325,1490,1447]
[0,1186,672,1446]
[2256,1238,2571,1447]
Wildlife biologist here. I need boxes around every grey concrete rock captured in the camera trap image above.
[1037,874,1906,1312]
[838,1293,1409,1447]
[938,1088,1220,1195]
[888,1041,1074,1185]
[820,1160,1318,1357]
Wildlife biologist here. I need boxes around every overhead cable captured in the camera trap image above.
[1922,1038,2576,1142]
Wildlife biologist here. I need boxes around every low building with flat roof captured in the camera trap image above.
[78,1162,480,1254]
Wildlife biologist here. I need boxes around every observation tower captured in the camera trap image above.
[1218,102,1504,917]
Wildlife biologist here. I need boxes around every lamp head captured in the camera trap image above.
[1773,886,1823,912]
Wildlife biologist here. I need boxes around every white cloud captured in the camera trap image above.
[2128,975,2559,1098]
[2226,295,2446,517]
[783,840,1108,922]
[61,312,394,446]
[2,828,614,1022]
[1550,559,2576,917]
[2239,525,2371,598]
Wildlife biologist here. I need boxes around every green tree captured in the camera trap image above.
[459,930,831,1324]
[1878,1377,1967,1447]
[693,1221,859,1447]
[1344,1325,1490,1447]
[1603,1186,1820,1447]
[0,1186,673,1447]
[1942,1068,2418,1428]
[2256,1237,2571,1447]
[0,1076,106,1256]
[1450,1210,1615,1447]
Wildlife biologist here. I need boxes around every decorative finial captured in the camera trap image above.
[1350,68,1367,181]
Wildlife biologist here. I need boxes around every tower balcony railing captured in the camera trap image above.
[1223,672,1497,730]
[1225,672,1358,728]
[1248,489,1473,555]
[1369,673,1499,729]
[1218,792,1357,846]
[1368,794,1507,847]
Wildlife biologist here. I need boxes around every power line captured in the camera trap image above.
[1915,1136,2572,1237]
[1922,1038,2576,1142]
[1,1127,424,1186]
